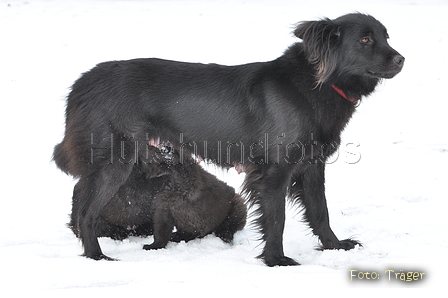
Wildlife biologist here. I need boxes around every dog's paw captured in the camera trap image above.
[83,253,118,261]
[319,238,362,251]
[143,243,166,250]
[259,254,300,267]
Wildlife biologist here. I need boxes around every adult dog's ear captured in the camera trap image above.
[294,19,341,85]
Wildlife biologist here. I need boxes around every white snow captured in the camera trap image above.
[1,0,447,293]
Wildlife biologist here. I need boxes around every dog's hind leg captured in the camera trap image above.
[297,163,361,250]
[68,179,86,237]
[78,163,134,260]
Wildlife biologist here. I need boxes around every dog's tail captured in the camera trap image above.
[53,139,84,178]
[53,141,71,175]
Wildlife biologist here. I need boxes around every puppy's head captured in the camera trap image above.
[294,13,404,85]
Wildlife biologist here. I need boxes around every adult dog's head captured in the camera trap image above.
[294,13,404,85]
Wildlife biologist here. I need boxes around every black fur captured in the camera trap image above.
[54,13,404,266]
[68,146,247,251]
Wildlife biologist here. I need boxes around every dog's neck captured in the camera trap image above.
[331,84,359,103]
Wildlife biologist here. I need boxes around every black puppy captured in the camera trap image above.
[68,145,247,251]
[54,13,404,266]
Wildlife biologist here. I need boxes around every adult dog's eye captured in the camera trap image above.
[360,37,371,44]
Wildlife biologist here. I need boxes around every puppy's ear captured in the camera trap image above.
[293,19,341,85]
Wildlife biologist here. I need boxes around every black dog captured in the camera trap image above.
[54,13,404,266]
[68,145,247,250]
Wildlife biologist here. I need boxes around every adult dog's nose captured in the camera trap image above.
[393,54,405,66]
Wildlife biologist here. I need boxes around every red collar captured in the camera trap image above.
[331,84,359,103]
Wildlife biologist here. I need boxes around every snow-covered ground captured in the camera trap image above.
[1,0,447,294]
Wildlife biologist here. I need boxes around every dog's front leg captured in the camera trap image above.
[245,164,299,266]
[299,163,361,250]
